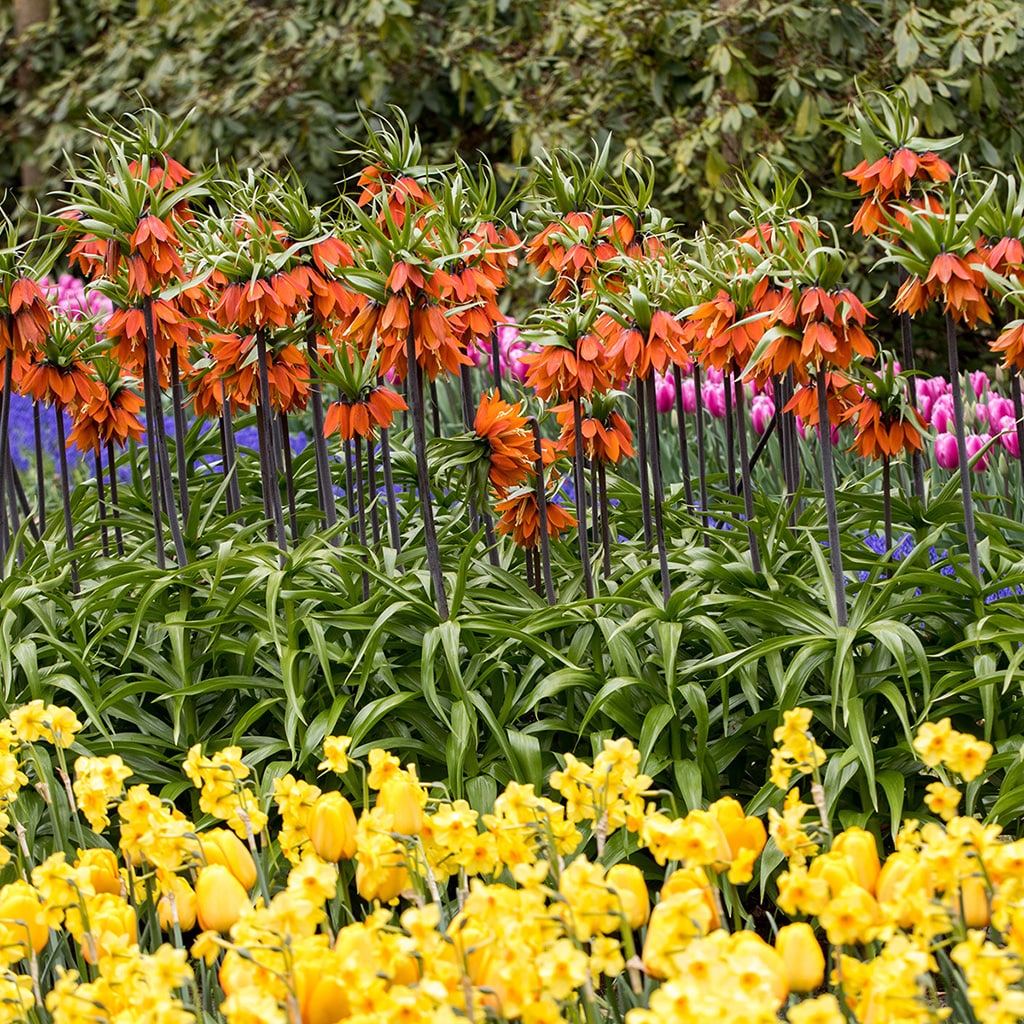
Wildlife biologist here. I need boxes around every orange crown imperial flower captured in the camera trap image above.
[0,278,51,357]
[67,381,145,453]
[495,487,577,549]
[848,396,926,461]
[323,386,406,441]
[554,402,634,465]
[894,251,991,327]
[523,333,612,402]
[473,391,536,494]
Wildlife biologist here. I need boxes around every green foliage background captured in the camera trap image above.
[4,0,1024,228]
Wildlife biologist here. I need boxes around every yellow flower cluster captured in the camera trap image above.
[0,703,1023,1024]
[770,707,828,790]
[913,717,993,781]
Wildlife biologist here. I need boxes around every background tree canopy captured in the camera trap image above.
[4,0,1024,231]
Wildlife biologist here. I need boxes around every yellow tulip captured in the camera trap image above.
[708,797,768,861]
[831,827,881,894]
[0,881,48,958]
[195,864,250,933]
[957,875,990,929]
[308,792,358,862]
[199,829,257,891]
[808,851,861,897]
[75,848,122,896]
[375,778,424,836]
[775,922,825,992]
[660,867,720,930]
[606,863,650,929]
[355,860,409,903]
[80,893,137,964]
[158,877,197,932]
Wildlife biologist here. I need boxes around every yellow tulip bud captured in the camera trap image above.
[642,891,714,979]
[195,864,250,933]
[355,860,409,903]
[308,792,358,862]
[775,922,825,993]
[303,972,352,1024]
[199,829,257,891]
[375,778,424,836]
[808,851,861,897]
[831,827,880,894]
[75,848,122,896]
[0,881,48,958]
[660,867,720,930]
[80,893,137,964]
[708,797,768,861]
[158,877,197,932]
[606,863,650,929]
[958,875,990,929]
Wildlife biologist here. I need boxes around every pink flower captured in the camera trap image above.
[930,394,954,434]
[679,377,696,414]
[750,394,775,435]
[970,370,990,399]
[934,433,959,470]
[1000,428,1020,459]
[704,382,726,419]
[654,372,675,414]
[965,433,992,471]
[987,396,1015,434]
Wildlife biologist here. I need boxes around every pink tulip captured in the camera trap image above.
[970,370,990,399]
[750,394,775,436]
[654,372,675,414]
[1000,428,1020,459]
[704,383,726,419]
[965,433,992,472]
[931,395,955,434]
[680,377,696,414]
[987,396,1015,433]
[934,433,959,470]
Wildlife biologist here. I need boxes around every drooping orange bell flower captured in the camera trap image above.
[894,251,991,327]
[554,403,634,464]
[323,386,406,441]
[601,310,687,382]
[523,333,612,402]
[473,391,536,494]
[1,278,51,356]
[845,148,952,237]
[845,148,952,200]
[687,287,769,375]
[526,212,616,301]
[784,372,861,430]
[209,333,310,414]
[128,154,193,191]
[495,489,577,549]
[211,272,309,331]
[105,299,191,382]
[66,381,145,453]
[374,264,470,382]
[767,286,875,373]
[356,166,435,229]
[847,395,926,460]
[126,215,184,298]
[981,235,1024,277]
[16,354,103,409]
[991,321,1024,373]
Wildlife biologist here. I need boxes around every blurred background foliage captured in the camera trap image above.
[4,0,1024,231]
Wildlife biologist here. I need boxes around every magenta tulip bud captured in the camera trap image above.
[704,383,726,419]
[751,395,775,436]
[935,433,959,470]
